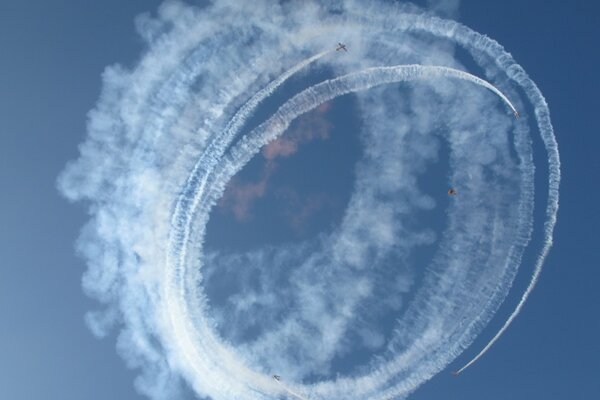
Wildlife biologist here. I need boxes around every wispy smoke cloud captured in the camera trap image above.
[58,1,559,399]
[219,102,332,222]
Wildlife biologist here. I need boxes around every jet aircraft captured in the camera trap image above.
[448,188,457,196]
[336,42,347,52]
[272,375,281,381]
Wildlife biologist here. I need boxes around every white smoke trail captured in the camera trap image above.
[165,63,522,399]
[411,15,561,376]
[341,1,560,378]
[453,249,547,375]
[59,1,559,399]
[173,48,333,236]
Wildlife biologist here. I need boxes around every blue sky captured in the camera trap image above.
[0,1,598,399]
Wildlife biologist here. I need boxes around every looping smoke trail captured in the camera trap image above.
[167,64,520,399]
[59,1,558,399]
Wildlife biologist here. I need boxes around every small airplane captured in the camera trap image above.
[514,110,520,118]
[336,42,347,52]
[451,371,460,377]
[448,188,457,196]
[272,375,281,381]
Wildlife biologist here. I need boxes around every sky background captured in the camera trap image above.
[1,1,599,399]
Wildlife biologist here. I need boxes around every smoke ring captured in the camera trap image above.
[59,2,559,400]
[168,64,523,399]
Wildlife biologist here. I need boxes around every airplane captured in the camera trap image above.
[272,375,281,381]
[448,188,457,196]
[514,110,520,118]
[336,42,347,52]
[451,371,460,377]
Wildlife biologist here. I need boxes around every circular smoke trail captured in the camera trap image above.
[58,1,559,400]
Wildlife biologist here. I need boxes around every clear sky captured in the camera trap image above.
[0,1,598,400]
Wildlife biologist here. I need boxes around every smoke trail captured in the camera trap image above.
[413,16,561,376]
[59,1,559,399]
[453,248,548,375]
[165,64,522,399]
[174,49,333,232]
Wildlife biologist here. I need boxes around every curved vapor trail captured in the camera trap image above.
[348,3,559,376]
[171,49,333,245]
[59,1,559,399]
[172,63,518,257]
[453,249,547,375]
[413,16,561,376]
[454,193,558,375]
[166,64,528,400]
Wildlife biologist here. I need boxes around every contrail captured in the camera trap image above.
[218,63,521,176]
[170,48,333,282]
[435,67,519,117]
[453,245,549,375]
[58,1,559,399]
[165,63,534,399]
[165,48,337,400]
[417,15,561,376]
[178,48,333,203]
